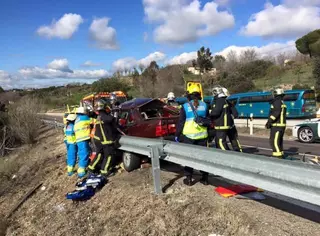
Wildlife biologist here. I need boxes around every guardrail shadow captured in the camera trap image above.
[158,159,320,224]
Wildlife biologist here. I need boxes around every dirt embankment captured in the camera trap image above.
[0,126,319,236]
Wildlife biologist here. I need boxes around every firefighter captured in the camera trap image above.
[88,100,121,177]
[266,88,287,158]
[210,86,233,150]
[74,106,91,178]
[64,114,78,176]
[175,87,209,186]
[222,87,242,152]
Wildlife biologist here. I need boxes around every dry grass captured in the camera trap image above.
[7,97,43,144]
[1,129,320,236]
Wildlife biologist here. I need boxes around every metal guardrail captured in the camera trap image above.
[43,120,320,206]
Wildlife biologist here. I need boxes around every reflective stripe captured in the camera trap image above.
[271,105,274,108]
[270,115,276,120]
[237,139,243,152]
[223,104,229,108]
[89,153,101,170]
[219,139,226,150]
[272,152,283,157]
[101,155,111,174]
[271,124,286,127]
[215,126,230,130]
[274,131,280,153]
[67,166,74,173]
[77,167,86,174]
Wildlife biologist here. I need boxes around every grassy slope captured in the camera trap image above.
[254,63,314,89]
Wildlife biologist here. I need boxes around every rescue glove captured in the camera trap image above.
[265,122,271,129]
[174,136,179,142]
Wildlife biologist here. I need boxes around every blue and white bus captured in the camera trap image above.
[228,90,316,118]
[176,90,316,118]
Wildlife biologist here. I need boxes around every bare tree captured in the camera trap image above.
[239,49,258,64]
[138,64,145,74]
[276,53,287,67]
[226,50,239,70]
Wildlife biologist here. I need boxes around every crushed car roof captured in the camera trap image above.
[120,98,156,109]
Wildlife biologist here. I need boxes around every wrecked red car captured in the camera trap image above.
[118,98,180,138]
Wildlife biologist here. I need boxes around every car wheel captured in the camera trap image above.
[298,127,315,143]
[122,152,141,172]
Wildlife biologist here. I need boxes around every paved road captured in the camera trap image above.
[238,135,320,157]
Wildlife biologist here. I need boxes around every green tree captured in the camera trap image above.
[296,29,320,57]
[192,46,213,74]
[220,72,255,94]
[91,77,130,93]
[140,61,159,97]
[313,57,320,101]
[0,86,4,93]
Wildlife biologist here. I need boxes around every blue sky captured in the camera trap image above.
[0,0,320,89]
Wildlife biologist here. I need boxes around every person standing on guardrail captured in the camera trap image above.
[210,86,232,151]
[265,88,287,158]
[175,86,210,186]
[64,114,78,176]
[74,106,91,178]
[88,100,121,178]
[222,87,242,152]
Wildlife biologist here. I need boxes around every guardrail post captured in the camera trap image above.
[150,145,163,194]
[249,113,253,135]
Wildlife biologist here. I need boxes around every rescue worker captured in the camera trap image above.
[64,114,78,176]
[74,106,91,178]
[265,88,287,158]
[210,86,233,150]
[222,87,242,152]
[88,100,121,177]
[175,87,209,186]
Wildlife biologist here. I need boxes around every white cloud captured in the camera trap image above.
[112,52,166,71]
[19,58,109,80]
[89,17,119,50]
[0,70,14,89]
[241,2,320,38]
[215,0,230,6]
[167,41,296,64]
[81,61,102,67]
[47,58,73,72]
[143,0,235,44]
[19,67,109,80]
[283,0,320,6]
[37,13,83,39]
[167,51,197,65]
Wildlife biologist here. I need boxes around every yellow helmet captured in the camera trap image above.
[187,84,201,94]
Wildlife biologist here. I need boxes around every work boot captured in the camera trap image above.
[183,176,193,186]
[200,174,209,186]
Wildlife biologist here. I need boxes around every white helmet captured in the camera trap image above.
[66,114,77,121]
[167,92,175,100]
[273,88,284,96]
[212,86,224,97]
[222,87,230,97]
[76,106,87,114]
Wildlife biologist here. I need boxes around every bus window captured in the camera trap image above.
[251,95,272,103]
[283,94,299,101]
[239,97,251,103]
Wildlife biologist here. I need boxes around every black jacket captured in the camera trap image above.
[267,96,287,127]
[94,110,120,144]
[210,97,233,130]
